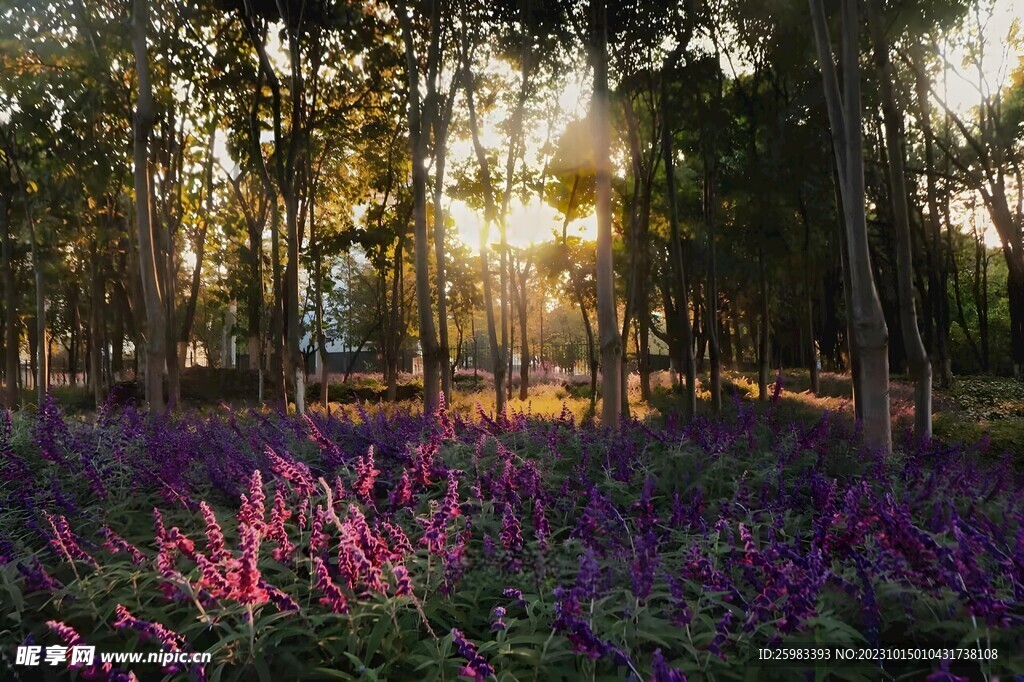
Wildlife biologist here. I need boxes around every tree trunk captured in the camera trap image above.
[593,1,621,426]
[1,193,17,408]
[314,230,329,408]
[661,65,696,421]
[179,130,213,373]
[810,0,891,452]
[132,0,166,412]
[89,239,105,407]
[513,255,531,401]
[386,235,404,402]
[399,6,441,414]
[162,196,180,410]
[758,249,770,400]
[704,136,722,411]
[464,55,506,414]
[798,191,820,394]
[869,0,931,439]
[285,191,304,414]
[433,111,453,405]
[269,200,286,405]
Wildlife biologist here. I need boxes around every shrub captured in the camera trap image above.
[0,396,1021,681]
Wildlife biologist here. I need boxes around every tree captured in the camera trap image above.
[809,0,892,453]
[867,0,932,439]
[133,0,168,412]
[397,0,443,414]
[591,0,621,425]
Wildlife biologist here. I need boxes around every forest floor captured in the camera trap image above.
[675,369,1024,457]
[39,367,1024,456]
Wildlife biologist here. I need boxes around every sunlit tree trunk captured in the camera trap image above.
[704,134,721,411]
[386,234,405,402]
[432,95,455,404]
[269,201,286,405]
[869,0,931,439]
[464,57,507,414]
[810,0,891,452]
[513,254,531,401]
[132,0,166,412]
[758,249,770,400]
[592,0,620,426]
[312,198,329,407]
[399,6,441,414]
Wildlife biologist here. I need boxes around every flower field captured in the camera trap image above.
[1,393,1022,681]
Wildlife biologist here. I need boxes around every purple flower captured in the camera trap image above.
[392,564,414,597]
[99,526,147,565]
[43,511,98,568]
[113,605,185,651]
[500,503,524,554]
[503,588,526,608]
[313,556,349,613]
[649,649,687,682]
[490,606,507,631]
[450,628,494,681]
[707,610,733,659]
[18,557,63,592]
[420,471,461,555]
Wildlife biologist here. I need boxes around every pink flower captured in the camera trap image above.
[501,503,523,553]
[199,501,230,563]
[267,490,296,562]
[412,440,437,487]
[392,564,414,597]
[165,527,197,562]
[43,512,98,568]
[296,497,310,532]
[354,446,379,504]
[231,525,266,605]
[237,469,266,533]
[265,445,316,497]
[309,504,330,555]
[195,553,232,598]
[47,621,135,679]
[435,391,455,439]
[313,556,349,613]
[420,471,461,555]
[379,520,413,559]
[46,620,83,646]
[332,475,347,504]
[99,526,147,565]
[390,470,414,508]
[113,605,185,651]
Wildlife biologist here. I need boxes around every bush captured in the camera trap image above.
[0,397,1021,680]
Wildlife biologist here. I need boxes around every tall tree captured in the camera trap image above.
[809,0,892,452]
[868,0,932,439]
[592,0,621,425]
[132,0,167,412]
[398,0,442,413]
